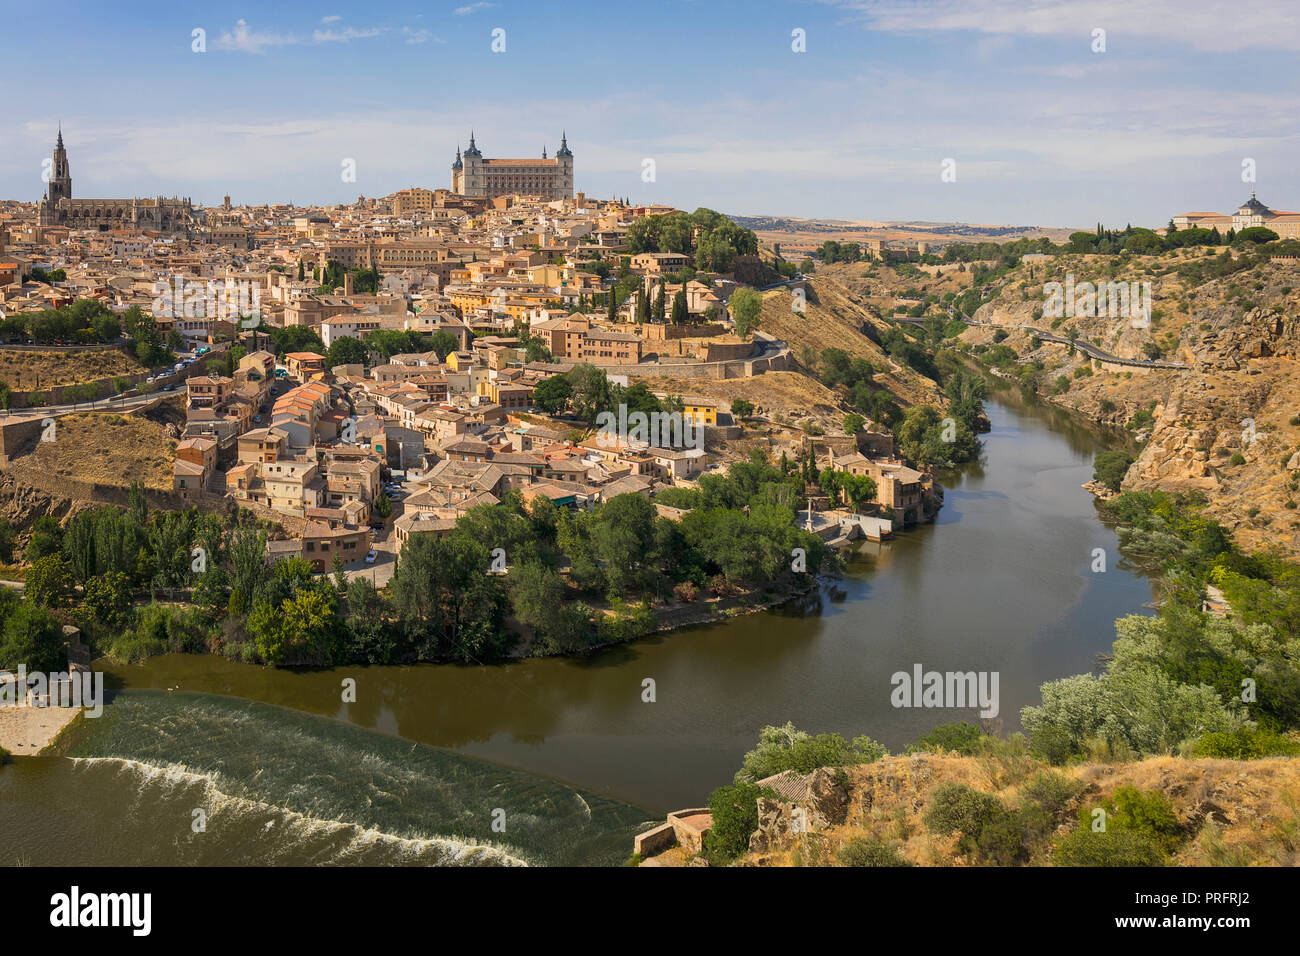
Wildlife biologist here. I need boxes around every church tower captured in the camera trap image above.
[460,132,484,197]
[555,131,574,200]
[47,127,72,204]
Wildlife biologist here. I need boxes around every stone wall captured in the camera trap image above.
[0,416,46,466]
[633,822,677,858]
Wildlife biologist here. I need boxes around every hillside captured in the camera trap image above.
[7,410,178,494]
[880,247,1300,558]
[0,347,146,390]
[731,752,1300,867]
[757,276,945,410]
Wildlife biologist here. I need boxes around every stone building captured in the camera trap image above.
[36,129,198,235]
[451,132,573,200]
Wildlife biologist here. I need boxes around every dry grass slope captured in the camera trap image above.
[0,348,145,390]
[742,752,1300,867]
[9,412,176,493]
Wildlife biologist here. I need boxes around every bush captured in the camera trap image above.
[672,581,699,603]
[736,722,887,783]
[837,836,914,867]
[1092,786,1184,854]
[906,721,984,755]
[1019,771,1083,818]
[923,782,1006,856]
[1190,727,1300,759]
[1229,452,1246,466]
[1052,827,1166,866]
[703,782,770,864]
[1093,450,1134,492]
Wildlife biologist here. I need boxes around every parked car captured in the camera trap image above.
[364,550,378,564]
[163,384,176,392]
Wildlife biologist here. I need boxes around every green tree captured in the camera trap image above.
[670,288,688,326]
[0,601,64,671]
[532,375,572,415]
[728,286,763,340]
[1093,450,1134,493]
[325,335,369,369]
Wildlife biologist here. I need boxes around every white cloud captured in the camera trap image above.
[321,15,342,23]
[829,0,1300,53]
[214,19,298,54]
[454,3,496,16]
[312,26,386,44]
[214,19,436,53]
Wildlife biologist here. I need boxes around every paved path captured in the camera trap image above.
[892,313,1190,370]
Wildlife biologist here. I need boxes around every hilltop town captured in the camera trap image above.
[0,130,958,668]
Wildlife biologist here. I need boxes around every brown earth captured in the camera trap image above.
[0,348,146,391]
[732,752,1300,867]
[757,276,945,411]
[6,411,177,494]
[957,252,1300,558]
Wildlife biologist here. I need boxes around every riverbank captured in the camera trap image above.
[0,703,82,755]
[90,396,1153,814]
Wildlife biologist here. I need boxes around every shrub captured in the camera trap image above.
[1082,786,1184,855]
[736,722,887,782]
[977,808,1031,865]
[906,721,984,755]
[837,836,914,867]
[1019,771,1083,818]
[1052,827,1166,866]
[703,782,770,864]
[672,581,699,603]
[923,782,1005,855]
[1191,727,1300,759]
[1093,450,1134,492]
[1229,452,1246,466]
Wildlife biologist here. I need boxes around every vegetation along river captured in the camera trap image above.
[0,392,1152,865]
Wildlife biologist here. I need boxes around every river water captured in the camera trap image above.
[0,392,1152,865]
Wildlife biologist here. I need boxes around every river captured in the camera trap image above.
[0,392,1152,865]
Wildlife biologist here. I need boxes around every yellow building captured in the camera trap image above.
[681,399,718,426]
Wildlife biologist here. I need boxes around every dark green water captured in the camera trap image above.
[0,693,651,866]
[0,393,1152,864]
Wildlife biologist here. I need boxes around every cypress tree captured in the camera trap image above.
[671,288,688,325]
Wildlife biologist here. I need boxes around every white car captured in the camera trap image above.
[364,550,378,564]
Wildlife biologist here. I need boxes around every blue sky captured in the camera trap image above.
[3,0,1298,229]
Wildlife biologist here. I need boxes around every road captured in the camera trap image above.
[893,313,1190,370]
[1,341,233,419]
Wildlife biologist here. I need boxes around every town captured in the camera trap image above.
[0,129,943,613]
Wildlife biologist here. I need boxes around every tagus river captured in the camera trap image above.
[0,392,1152,866]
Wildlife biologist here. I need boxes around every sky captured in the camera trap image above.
[2,0,1297,230]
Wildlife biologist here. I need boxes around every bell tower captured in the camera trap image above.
[47,127,72,204]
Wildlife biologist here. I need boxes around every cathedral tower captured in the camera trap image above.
[47,127,72,204]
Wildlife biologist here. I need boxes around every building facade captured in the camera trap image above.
[37,129,198,235]
[1172,193,1300,239]
[451,133,573,201]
